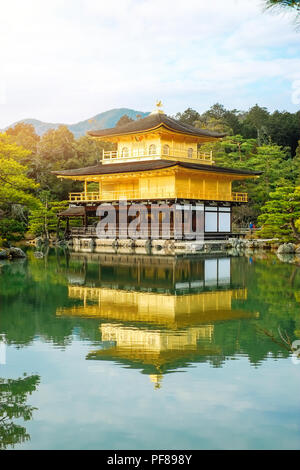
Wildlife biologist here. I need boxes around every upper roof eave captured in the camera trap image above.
[86,113,226,140]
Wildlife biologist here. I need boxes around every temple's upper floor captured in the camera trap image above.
[87,106,225,165]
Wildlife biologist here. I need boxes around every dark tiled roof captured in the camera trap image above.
[58,206,86,217]
[87,113,226,139]
[52,160,261,177]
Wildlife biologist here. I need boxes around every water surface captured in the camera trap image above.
[0,248,299,450]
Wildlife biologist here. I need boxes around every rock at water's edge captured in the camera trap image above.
[8,247,27,258]
[277,243,296,254]
[0,249,8,259]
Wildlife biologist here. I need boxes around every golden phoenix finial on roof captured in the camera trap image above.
[151,100,164,115]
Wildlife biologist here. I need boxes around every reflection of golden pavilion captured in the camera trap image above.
[58,285,249,328]
[57,254,256,388]
[87,323,221,389]
[58,253,249,327]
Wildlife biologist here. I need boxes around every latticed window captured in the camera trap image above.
[149,144,157,156]
[163,144,170,156]
[122,147,129,158]
[187,148,193,158]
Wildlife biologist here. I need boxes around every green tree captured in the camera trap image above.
[294,140,300,184]
[28,126,80,199]
[36,125,76,165]
[6,123,40,154]
[72,136,109,167]
[0,218,26,241]
[264,0,300,11]
[242,105,270,145]
[197,103,242,135]
[200,136,294,225]
[268,110,300,155]
[264,0,300,28]
[28,194,69,238]
[258,186,300,241]
[0,374,40,449]
[194,116,232,134]
[0,134,40,210]
[174,108,201,126]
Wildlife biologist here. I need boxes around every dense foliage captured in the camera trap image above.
[0,125,111,241]
[175,103,300,154]
[175,104,300,235]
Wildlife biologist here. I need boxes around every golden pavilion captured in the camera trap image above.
[54,102,260,240]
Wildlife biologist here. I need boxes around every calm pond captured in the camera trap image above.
[0,248,299,450]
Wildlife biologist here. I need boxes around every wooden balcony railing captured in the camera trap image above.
[102,148,213,164]
[69,190,248,203]
[69,192,101,202]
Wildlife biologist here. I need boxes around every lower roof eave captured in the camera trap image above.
[52,160,261,179]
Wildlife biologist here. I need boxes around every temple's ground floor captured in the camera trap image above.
[59,200,241,241]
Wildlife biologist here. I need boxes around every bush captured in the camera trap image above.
[0,218,27,241]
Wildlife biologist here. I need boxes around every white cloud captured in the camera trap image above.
[0,0,299,128]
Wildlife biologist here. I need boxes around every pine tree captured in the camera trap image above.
[258,186,300,241]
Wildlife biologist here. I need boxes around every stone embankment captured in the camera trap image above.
[69,236,281,255]
[0,247,27,260]
[24,236,300,260]
[227,239,300,263]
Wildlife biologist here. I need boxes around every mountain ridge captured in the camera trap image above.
[2,108,150,138]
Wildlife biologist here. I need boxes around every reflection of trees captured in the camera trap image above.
[1,250,300,371]
[0,374,40,449]
[0,252,100,347]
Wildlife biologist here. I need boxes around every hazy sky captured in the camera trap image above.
[0,0,299,128]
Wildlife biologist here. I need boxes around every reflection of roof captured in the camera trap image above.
[86,343,221,376]
[87,113,226,139]
[58,206,85,217]
[86,323,221,378]
[52,159,261,177]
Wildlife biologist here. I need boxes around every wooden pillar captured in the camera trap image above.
[84,180,87,200]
